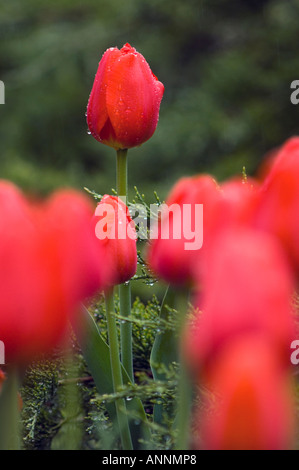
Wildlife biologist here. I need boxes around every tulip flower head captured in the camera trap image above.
[93,195,137,286]
[0,182,107,363]
[147,175,220,286]
[87,43,164,150]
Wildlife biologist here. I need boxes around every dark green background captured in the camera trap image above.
[0,0,298,201]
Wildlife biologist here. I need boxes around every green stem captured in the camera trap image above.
[151,285,177,424]
[0,366,20,450]
[116,149,134,383]
[119,283,134,382]
[174,290,193,450]
[105,289,133,450]
[175,356,193,450]
[116,149,128,200]
[54,344,83,450]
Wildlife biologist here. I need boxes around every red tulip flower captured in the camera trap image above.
[87,43,164,150]
[41,190,109,309]
[0,182,107,363]
[196,335,295,450]
[92,195,137,286]
[147,176,259,287]
[147,175,220,286]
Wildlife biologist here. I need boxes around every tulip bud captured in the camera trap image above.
[44,190,109,306]
[0,182,107,363]
[87,43,164,150]
[92,195,137,286]
[147,175,220,286]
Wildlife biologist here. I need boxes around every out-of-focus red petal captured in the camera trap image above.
[92,195,137,285]
[147,175,220,286]
[106,49,164,148]
[86,47,121,143]
[0,183,107,363]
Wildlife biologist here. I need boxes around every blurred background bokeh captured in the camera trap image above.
[0,0,298,200]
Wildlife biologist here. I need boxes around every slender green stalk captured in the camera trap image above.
[0,366,20,450]
[174,290,193,450]
[151,285,177,424]
[105,289,133,450]
[175,356,193,450]
[116,149,128,199]
[119,283,134,382]
[51,344,83,450]
[116,149,134,383]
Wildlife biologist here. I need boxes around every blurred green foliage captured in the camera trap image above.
[1,0,299,200]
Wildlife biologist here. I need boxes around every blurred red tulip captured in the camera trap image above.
[92,195,137,286]
[184,229,295,373]
[87,43,164,150]
[196,335,295,450]
[255,137,299,270]
[42,190,109,308]
[0,182,107,363]
[147,175,220,286]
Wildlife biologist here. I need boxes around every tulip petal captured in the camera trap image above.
[86,47,121,144]
[106,49,164,148]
